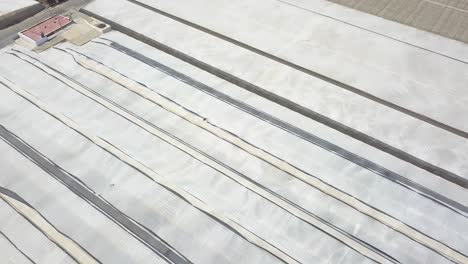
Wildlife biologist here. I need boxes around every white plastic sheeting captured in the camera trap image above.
[0,1,468,263]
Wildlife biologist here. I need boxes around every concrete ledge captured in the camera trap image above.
[0,3,44,30]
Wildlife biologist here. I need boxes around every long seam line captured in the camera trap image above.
[0,124,190,264]
[59,42,465,261]
[15,47,394,264]
[44,41,464,262]
[0,179,101,264]
[80,8,468,192]
[91,39,468,217]
[125,0,468,140]
[0,229,37,264]
[0,81,289,264]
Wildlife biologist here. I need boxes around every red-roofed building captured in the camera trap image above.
[18,15,71,46]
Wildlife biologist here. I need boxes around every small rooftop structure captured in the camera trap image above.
[18,15,71,46]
